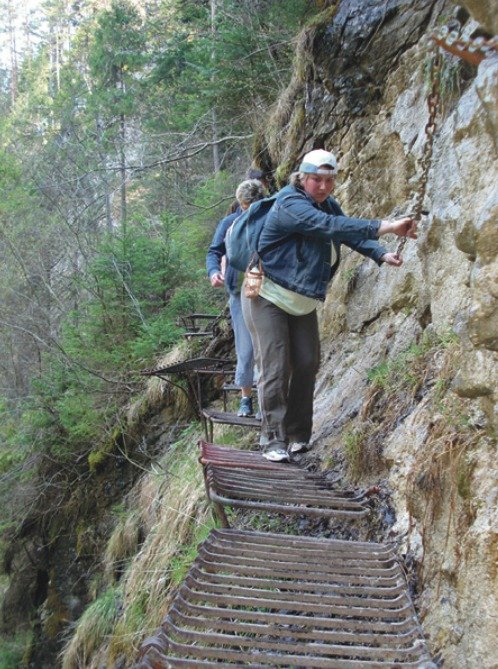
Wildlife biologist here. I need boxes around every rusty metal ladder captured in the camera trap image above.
[136,529,436,668]
[199,441,370,527]
[141,357,234,420]
[136,384,435,665]
[201,408,261,442]
[176,313,221,339]
[142,359,265,440]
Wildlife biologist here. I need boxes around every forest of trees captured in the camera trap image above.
[0,0,326,659]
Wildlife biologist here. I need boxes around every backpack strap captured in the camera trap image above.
[255,193,294,260]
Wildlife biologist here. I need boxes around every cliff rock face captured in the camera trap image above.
[4,3,495,668]
[260,0,497,666]
[459,0,497,33]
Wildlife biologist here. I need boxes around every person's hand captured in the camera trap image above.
[210,272,224,288]
[381,252,403,267]
[378,217,417,239]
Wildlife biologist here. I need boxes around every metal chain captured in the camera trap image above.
[396,46,442,255]
[414,47,442,222]
[396,25,498,256]
[433,27,498,66]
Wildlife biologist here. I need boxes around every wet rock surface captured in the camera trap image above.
[258,0,498,666]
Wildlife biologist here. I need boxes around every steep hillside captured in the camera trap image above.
[59,1,498,667]
[1,1,495,668]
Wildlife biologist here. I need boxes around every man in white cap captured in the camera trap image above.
[242,148,416,462]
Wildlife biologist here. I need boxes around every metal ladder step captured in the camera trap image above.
[135,529,434,668]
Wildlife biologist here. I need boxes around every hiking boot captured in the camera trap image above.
[262,442,290,463]
[237,396,253,417]
[288,441,310,455]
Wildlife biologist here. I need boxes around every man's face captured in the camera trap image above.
[303,170,335,203]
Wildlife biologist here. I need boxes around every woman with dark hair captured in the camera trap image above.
[242,149,417,462]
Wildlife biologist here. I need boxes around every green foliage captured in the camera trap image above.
[342,267,356,283]
[90,1,146,80]
[147,0,313,132]
[66,586,121,662]
[14,49,52,113]
[366,361,391,389]
[115,590,148,638]
[84,586,121,629]
[213,428,246,445]
[422,51,463,117]
[0,400,28,474]
[88,0,147,119]
[0,168,231,478]
[0,0,318,477]
[0,5,325,662]
[0,631,31,669]
[366,329,458,392]
[170,171,238,264]
[25,364,108,460]
[322,452,336,470]
[111,502,127,518]
[87,449,108,474]
[0,152,28,216]
[342,427,366,481]
[456,456,473,500]
[159,426,204,483]
[439,58,462,105]
[209,0,312,115]
[169,517,218,585]
[63,210,221,365]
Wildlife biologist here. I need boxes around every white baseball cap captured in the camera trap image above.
[299,149,338,175]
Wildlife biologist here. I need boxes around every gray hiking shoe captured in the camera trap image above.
[288,441,310,455]
[237,396,253,417]
[262,443,291,463]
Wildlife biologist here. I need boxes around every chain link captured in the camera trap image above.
[396,24,497,256]
[433,26,498,66]
[396,46,442,256]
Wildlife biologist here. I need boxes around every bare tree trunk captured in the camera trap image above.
[119,116,127,231]
[210,0,221,173]
[22,12,33,59]
[118,66,127,230]
[211,108,220,172]
[6,0,18,105]
[105,185,113,233]
[54,29,61,93]
[95,116,114,233]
